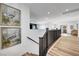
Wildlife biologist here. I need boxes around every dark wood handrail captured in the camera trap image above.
[27,36,39,45]
[39,28,61,56]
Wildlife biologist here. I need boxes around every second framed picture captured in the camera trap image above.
[1,27,21,49]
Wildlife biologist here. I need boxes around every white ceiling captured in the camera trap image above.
[26,3,79,21]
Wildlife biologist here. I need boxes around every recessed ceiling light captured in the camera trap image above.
[48,12,50,14]
[65,9,69,11]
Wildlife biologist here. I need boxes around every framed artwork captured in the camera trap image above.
[60,25,67,33]
[0,4,21,26]
[0,3,21,49]
[70,24,78,31]
[30,23,38,29]
[1,27,21,49]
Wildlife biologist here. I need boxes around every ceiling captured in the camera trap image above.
[26,3,79,22]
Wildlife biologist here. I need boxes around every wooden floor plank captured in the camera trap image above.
[47,36,79,56]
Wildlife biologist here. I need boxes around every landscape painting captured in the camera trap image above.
[1,4,21,26]
[61,25,67,33]
[1,27,21,49]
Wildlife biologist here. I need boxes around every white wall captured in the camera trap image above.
[35,13,79,34]
[29,29,45,43]
[49,20,78,33]
[78,21,79,37]
[0,3,39,56]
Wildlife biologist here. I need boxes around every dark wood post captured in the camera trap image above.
[46,28,49,53]
[39,37,43,56]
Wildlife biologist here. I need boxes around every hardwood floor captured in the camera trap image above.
[47,36,79,56]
